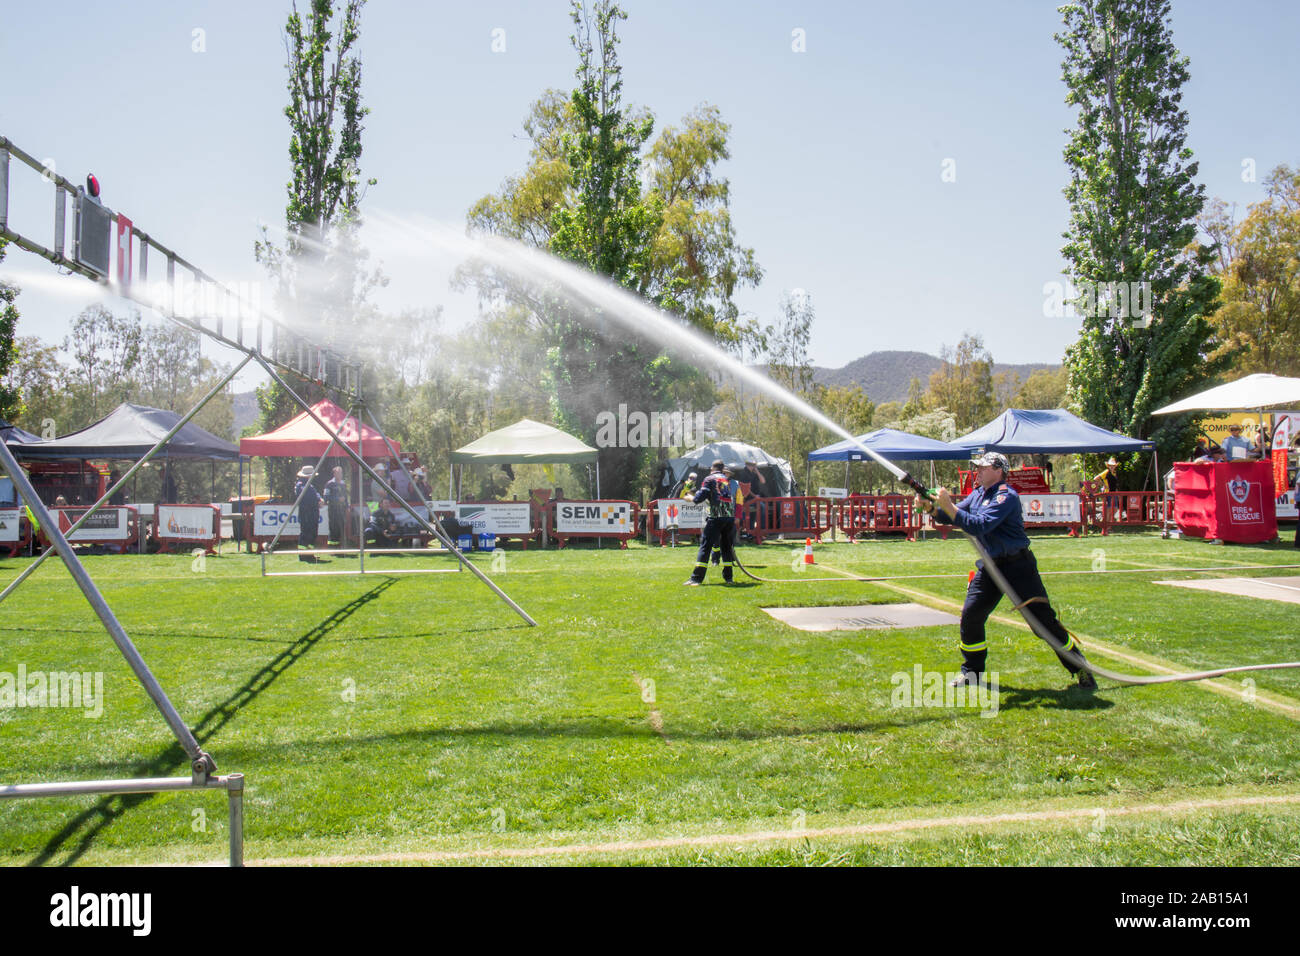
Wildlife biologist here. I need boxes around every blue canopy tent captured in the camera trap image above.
[951,408,1154,455]
[953,408,1160,510]
[808,427,974,494]
[1,420,40,445]
[809,428,975,462]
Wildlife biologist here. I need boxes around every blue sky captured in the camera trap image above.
[2,1,1296,389]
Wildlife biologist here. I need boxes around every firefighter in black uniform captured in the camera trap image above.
[684,460,737,585]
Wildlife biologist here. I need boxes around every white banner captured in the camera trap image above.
[556,501,633,534]
[1276,491,1298,521]
[253,504,329,537]
[818,487,849,499]
[456,502,532,535]
[0,508,20,543]
[657,499,706,530]
[157,505,217,541]
[1022,493,1081,524]
[58,507,131,542]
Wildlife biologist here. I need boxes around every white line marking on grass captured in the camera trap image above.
[251,793,1300,866]
[850,573,1300,721]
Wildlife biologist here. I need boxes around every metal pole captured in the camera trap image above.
[357,425,365,575]
[227,773,244,867]
[253,356,537,626]
[0,440,212,772]
[0,355,250,605]
[0,145,8,231]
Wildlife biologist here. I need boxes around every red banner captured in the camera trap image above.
[1174,461,1276,543]
[1274,448,1289,497]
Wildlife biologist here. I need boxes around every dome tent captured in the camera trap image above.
[655,440,797,499]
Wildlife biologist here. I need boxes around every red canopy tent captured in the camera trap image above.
[239,400,399,459]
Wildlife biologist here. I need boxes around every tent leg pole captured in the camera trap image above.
[0,440,212,772]
[0,354,251,605]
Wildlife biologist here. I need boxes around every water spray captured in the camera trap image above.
[363,214,1300,690]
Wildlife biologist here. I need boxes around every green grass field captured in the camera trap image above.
[2,530,1299,866]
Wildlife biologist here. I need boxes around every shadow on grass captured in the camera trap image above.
[230,709,967,756]
[993,683,1115,712]
[24,577,398,867]
[0,624,299,645]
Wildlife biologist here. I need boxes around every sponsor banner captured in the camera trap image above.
[456,502,532,535]
[1275,489,1298,521]
[556,501,633,535]
[1273,448,1289,501]
[56,507,131,542]
[657,499,706,530]
[253,504,329,537]
[431,500,456,512]
[1022,493,1081,524]
[157,505,216,541]
[818,487,848,499]
[0,508,20,543]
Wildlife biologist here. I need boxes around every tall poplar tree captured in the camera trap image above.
[0,239,21,421]
[1057,0,1224,483]
[253,0,378,492]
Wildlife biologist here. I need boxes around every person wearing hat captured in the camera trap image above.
[922,451,1096,690]
[684,459,737,586]
[294,464,323,562]
[1221,423,1258,461]
[1091,456,1121,523]
[1092,458,1120,493]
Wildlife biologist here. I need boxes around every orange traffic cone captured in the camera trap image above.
[804,538,814,565]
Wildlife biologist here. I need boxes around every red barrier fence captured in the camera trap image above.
[836,495,922,540]
[39,506,139,554]
[1087,491,1167,534]
[153,503,222,554]
[645,498,705,546]
[743,496,834,544]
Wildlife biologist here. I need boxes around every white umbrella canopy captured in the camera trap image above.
[1153,374,1300,415]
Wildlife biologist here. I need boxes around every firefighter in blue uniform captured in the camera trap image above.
[924,452,1096,689]
[684,460,737,585]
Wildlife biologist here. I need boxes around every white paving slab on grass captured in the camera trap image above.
[762,603,959,632]
[1155,576,1300,605]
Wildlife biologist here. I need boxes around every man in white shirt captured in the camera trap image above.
[1221,424,1258,460]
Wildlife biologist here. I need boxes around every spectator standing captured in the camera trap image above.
[294,465,323,562]
[324,466,349,547]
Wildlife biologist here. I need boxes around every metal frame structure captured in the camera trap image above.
[0,133,536,866]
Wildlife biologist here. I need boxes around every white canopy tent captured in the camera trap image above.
[1153,373,1300,456]
[1152,374,1300,416]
